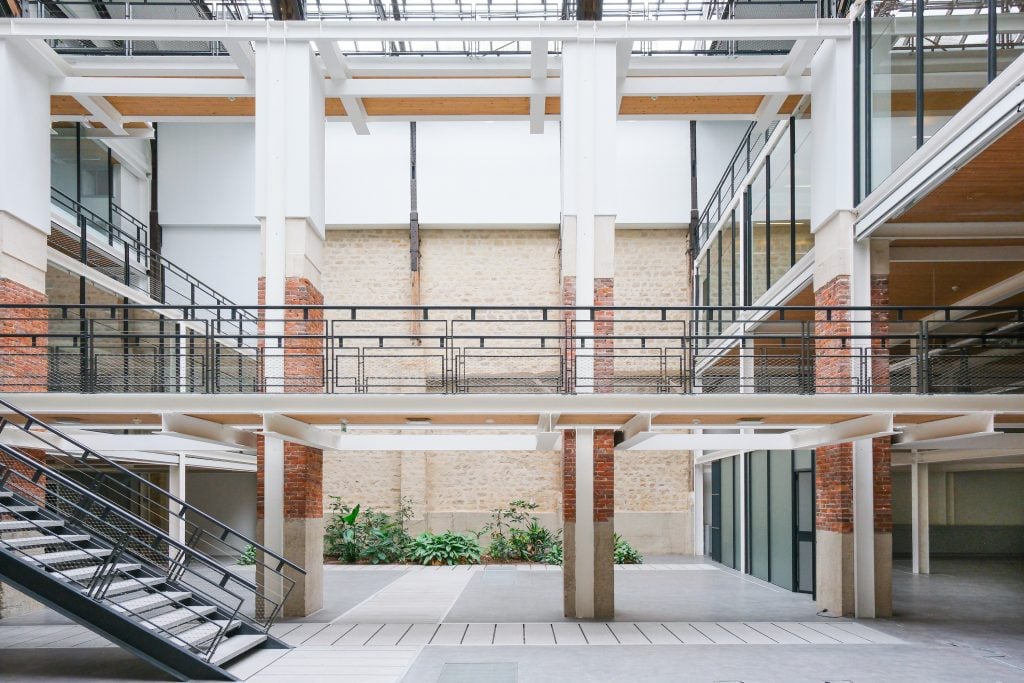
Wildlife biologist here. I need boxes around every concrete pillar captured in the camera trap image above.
[810,36,892,618]
[560,35,617,619]
[0,40,52,619]
[168,453,187,546]
[254,32,326,618]
[562,428,615,619]
[911,459,930,574]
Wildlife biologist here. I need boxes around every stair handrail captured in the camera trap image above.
[0,401,304,626]
[0,478,245,658]
[0,400,301,574]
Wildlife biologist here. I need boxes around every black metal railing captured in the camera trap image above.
[3,304,1024,395]
[49,188,257,328]
[695,121,779,253]
[0,399,302,641]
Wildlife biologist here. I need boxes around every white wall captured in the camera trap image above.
[615,121,691,226]
[695,121,751,216]
[161,225,261,304]
[417,121,561,226]
[159,123,256,227]
[325,122,410,226]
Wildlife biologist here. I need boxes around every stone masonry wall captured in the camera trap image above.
[319,227,694,554]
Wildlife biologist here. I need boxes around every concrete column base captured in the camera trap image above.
[562,520,614,619]
[816,529,854,616]
[0,583,40,619]
[283,517,324,617]
[875,532,893,618]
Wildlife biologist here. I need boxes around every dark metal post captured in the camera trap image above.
[915,0,924,148]
[987,0,997,82]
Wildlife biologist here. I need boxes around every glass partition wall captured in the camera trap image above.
[695,105,812,330]
[705,450,815,594]
[857,0,1024,199]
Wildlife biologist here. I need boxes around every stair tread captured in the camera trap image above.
[30,548,112,565]
[0,505,39,513]
[173,619,240,647]
[0,520,63,531]
[57,562,141,580]
[144,605,216,629]
[0,491,12,498]
[210,634,267,666]
[1,534,90,548]
[114,591,191,613]
[100,576,165,596]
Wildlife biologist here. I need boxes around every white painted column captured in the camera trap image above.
[168,453,187,546]
[0,39,51,291]
[852,438,876,617]
[561,33,617,393]
[693,454,705,557]
[574,428,596,617]
[912,459,930,574]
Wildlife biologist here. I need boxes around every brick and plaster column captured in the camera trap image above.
[254,32,326,617]
[559,35,617,618]
[810,37,891,618]
[0,40,54,618]
[562,428,615,619]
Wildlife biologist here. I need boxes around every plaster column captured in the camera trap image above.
[168,453,187,546]
[254,32,326,617]
[400,452,428,535]
[810,36,892,618]
[911,459,930,574]
[560,34,617,619]
[0,40,53,620]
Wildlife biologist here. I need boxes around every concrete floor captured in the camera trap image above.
[0,557,1022,682]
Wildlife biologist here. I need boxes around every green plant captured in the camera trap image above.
[614,534,643,565]
[410,531,481,565]
[482,500,560,562]
[324,497,414,564]
[538,534,642,566]
[237,544,256,566]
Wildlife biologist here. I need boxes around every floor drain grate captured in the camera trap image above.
[438,662,518,682]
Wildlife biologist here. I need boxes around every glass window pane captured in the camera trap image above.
[769,450,795,591]
[721,456,735,569]
[792,114,813,261]
[996,5,1024,76]
[749,163,769,303]
[750,451,770,581]
[868,0,917,190]
[922,5,988,143]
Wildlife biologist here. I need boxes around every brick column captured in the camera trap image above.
[257,277,325,617]
[593,279,614,393]
[812,238,893,617]
[561,428,615,619]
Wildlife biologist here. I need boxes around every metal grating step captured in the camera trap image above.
[98,576,165,597]
[143,605,216,631]
[113,591,192,614]
[0,520,63,532]
[0,505,40,514]
[209,633,267,667]
[56,563,142,582]
[29,549,112,566]
[1,534,91,549]
[173,619,240,649]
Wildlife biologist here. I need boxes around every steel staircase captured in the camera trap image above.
[0,400,302,681]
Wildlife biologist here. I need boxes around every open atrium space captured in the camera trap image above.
[1,0,1024,680]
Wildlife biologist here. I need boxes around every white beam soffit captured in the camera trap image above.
[0,19,852,43]
[894,412,996,448]
[161,413,258,450]
[10,393,1024,421]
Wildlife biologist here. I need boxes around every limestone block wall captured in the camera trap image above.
[300,226,693,554]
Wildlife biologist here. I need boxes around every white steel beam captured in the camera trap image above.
[529,39,547,134]
[52,76,254,98]
[1,18,853,43]
[263,413,339,450]
[894,413,996,447]
[536,413,561,450]
[161,413,258,449]
[224,40,256,80]
[615,39,632,115]
[317,39,369,135]
[72,95,127,136]
[892,448,1024,466]
[333,434,540,451]
[788,413,896,449]
[12,392,1024,419]
[614,412,654,450]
